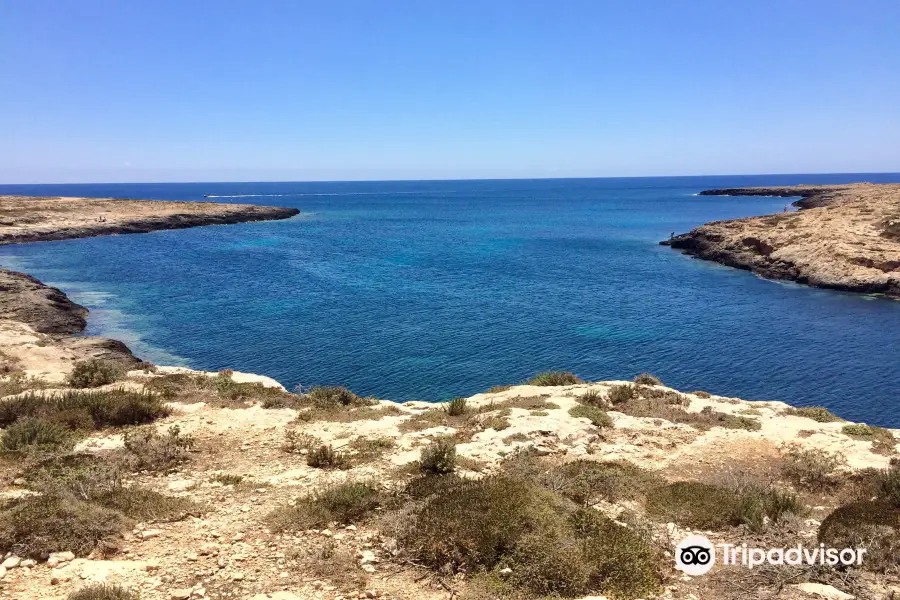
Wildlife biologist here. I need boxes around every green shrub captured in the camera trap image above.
[876,467,900,506]
[570,508,662,599]
[420,437,457,474]
[1,417,73,452]
[568,404,613,428]
[93,488,198,522]
[782,446,845,492]
[818,501,900,572]
[402,476,661,598]
[578,389,604,406]
[307,386,372,408]
[486,385,513,394]
[784,406,840,423]
[0,494,128,559]
[121,425,194,472]
[67,360,124,388]
[842,424,896,454]
[633,373,662,386]
[612,393,760,431]
[543,460,658,507]
[21,453,121,500]
[211,473,244,485]
[480,415,510,431]
[306,444,350,469]
[68,583,139,600]
[269,481,382,531]
[443,397,468,416]
[0,389,168,430]
[527,371,583,386]
[647,481,802,531]
[607,384,635,405]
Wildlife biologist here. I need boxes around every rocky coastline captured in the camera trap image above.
[662,183,900,297]
[0,193,898,600]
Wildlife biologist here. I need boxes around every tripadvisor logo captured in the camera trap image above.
[676,535,867,575]
[676,535,715,575]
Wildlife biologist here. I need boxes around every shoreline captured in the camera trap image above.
[0,195,298,379]
[662,183,900,298]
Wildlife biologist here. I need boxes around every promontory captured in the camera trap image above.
[662,183,900,297]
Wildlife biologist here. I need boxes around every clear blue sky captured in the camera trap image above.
[2,0,899,183]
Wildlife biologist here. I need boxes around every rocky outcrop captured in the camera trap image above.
[0,268,88,334]
[0,195,299,246]
[663,183,900,298]
[0,195,301,375]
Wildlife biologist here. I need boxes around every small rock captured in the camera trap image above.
[50,568,72,584]
[170,589,192,600]
[499,567,513,577]
[359,550,378,564]
[787,583,855,600]
[47,551,75,567]
[320,529,333,537]
[230,571,245,581]
[141,529,163,540]
[21,559,36,568]
[1,556,20,569]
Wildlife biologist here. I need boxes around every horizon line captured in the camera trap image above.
[2,170,899,187]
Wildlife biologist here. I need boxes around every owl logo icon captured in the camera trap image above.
[675,535,715,575]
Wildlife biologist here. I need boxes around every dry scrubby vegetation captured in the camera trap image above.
[2,369,898,597]
[0,374,200,560]
[68,584,139,600]
[0,388,171,453]
[0,449,199,559]
[575,379,761,432]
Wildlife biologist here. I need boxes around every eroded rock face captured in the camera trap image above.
[0,268,88,334]
[664,183,900,298]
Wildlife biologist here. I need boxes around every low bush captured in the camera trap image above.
[543,460,658,506]
[211,473,244,485]
[306,444,350,469]
[526,371,583,386]
[443,397,468,416]
[783,406,840,423]
[818,501,900,572]
[1,418,72,452]
[420,437,457,474]
[21,453,121,500]
[607,384,635,405]
[568,404,613,428]
[578,389,603,406]
[268,481,383,531]
[842,423,897,454]
[633,373,662,386]
[307,386,373,409]
[877,467,900,506]
[486,385,513,394]
[479,415,510,431]
[68,583,139,600]
[0,494,128,559]
[348,436,395,461]
[647,481,802,531]
[0,389,169,430]
[401,476,661,598]
[782,446,846,492]
[67,359,124,388]
[281,429,320,454]
[121,425,194,472]
[613,394,760,431]
[93,487,199,522]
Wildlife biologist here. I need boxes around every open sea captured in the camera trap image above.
[1,174,899,426]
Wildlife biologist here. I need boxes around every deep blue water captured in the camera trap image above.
[2,175,899,426]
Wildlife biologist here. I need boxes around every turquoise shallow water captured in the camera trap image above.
[1,175,899,425]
